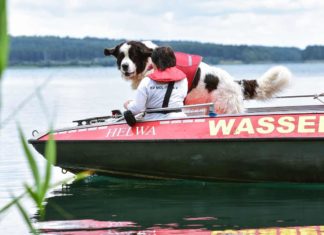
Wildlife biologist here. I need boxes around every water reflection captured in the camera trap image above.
[36,176,324,233]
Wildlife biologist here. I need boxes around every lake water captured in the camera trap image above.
[1,64,324,234]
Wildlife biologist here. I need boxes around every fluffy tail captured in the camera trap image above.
[241,66,292,100]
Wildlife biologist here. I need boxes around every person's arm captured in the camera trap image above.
[125,77,149,115]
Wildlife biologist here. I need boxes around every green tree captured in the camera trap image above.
[8,36,306,66]
[302,46,324,61]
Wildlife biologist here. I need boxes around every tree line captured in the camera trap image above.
[8,36,324,66]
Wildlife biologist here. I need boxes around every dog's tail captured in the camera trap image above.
[239,66,292,100]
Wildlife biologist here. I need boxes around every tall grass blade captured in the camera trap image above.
[74,171,93,181]
[18,127,41,190]
[50,171,91,188]
[12,194,39,235]
[0,191,26,214]
[24,184,40,206]
[0,0,8,78]
[41,133,56,199]
[0,0,9,117]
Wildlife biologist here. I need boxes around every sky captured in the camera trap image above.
[8,0,324,48]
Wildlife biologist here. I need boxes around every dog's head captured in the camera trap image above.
[104,41,156,88]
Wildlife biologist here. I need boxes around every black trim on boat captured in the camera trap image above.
[28,137,324,145]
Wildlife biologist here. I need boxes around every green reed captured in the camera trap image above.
[19,128,57,219]
[0,0,8,79]
[0,3,90,233]
[1,129,90,234]
[0,129,56,234]
[0,0,8,114]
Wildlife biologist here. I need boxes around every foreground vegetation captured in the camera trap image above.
[0,0,8,79]
[1,5,88,233]
[9,36,324,67]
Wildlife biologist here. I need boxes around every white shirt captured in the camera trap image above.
[127,76,188,120]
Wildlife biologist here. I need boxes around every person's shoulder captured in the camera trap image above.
[176,76,188,90]
[177,77,188,84]
[138,76,153,89]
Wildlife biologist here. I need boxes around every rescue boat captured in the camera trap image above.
[29,103,324,182]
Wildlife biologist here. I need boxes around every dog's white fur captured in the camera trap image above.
[184,62,292,113]
[111,41,292,114]
[119,43,137,77]
[255,65,292,99]
[185,62,245,113]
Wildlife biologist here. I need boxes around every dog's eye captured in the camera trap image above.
[117,53,125,65]
[117,53,124,60]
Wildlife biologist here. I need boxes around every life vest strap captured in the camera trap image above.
[162,81,175,108]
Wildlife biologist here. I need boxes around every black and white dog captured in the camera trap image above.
[104,41,292,114]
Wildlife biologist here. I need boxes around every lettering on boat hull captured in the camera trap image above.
[106,126,156,138]
[209,115,324,138]
[44,114,324,141]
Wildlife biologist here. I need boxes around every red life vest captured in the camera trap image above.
[147,66,186,109]
[147,52,203,91]
[175,52,202,91]
[148,66,186,82]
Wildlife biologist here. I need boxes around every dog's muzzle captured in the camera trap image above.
[122,71,136,77]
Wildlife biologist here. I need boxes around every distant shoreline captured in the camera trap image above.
[8,60,324,68]
[8,36,324,66]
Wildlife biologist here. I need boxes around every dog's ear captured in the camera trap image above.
[141,47,153,57]
[104,46,119,58]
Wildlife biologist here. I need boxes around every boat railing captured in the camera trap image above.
[73,103,216,126]
[72,102,324,126]
[274,93,324,104]
[246,104,324,113]
[145,103,216,116]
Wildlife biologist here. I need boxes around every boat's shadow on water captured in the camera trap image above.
[37,176,324,233]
